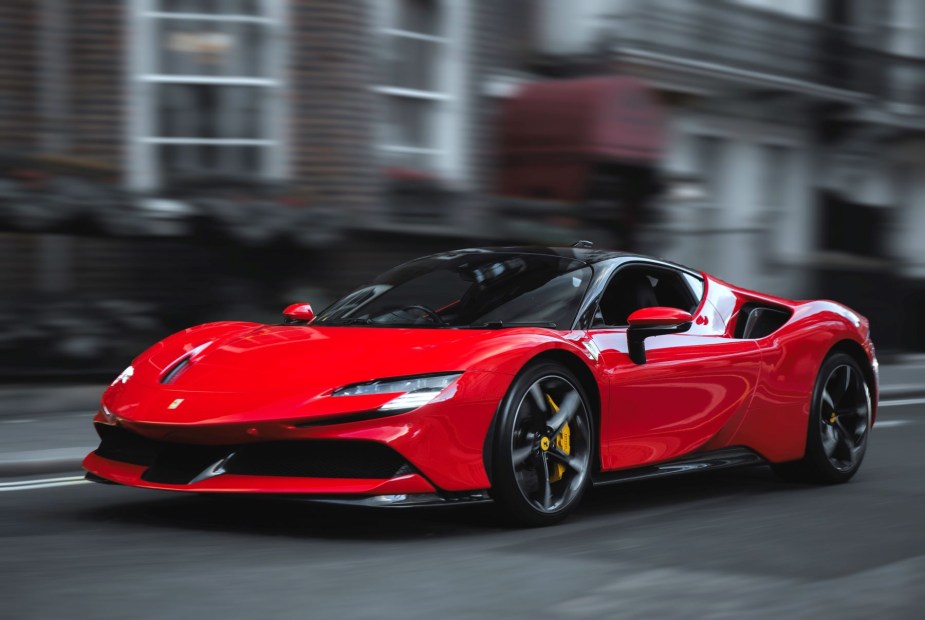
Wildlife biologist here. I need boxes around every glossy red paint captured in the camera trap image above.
[86,327,577,491]
[84,251,878,504]
[627,307,693,327]
[282,302,315,322]
[592,330,762,469]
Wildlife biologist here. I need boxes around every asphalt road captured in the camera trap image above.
[2,402,924,619]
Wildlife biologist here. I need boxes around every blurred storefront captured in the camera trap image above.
[2,0,925,378]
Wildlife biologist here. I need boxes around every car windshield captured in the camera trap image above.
[314,252,592,329]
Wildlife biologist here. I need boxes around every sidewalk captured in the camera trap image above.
[0,384,104,418]
[0,384,104,479]
[0,361,922,478]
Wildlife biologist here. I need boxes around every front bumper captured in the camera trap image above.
[82,423,438,496]
[84,369,514,496]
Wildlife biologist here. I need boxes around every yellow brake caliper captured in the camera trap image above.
[545,393,571,483]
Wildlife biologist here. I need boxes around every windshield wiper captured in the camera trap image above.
[464,321,558,329]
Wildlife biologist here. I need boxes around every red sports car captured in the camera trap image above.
[84,245,877,525]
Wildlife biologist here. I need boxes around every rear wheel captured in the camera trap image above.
[490,363,593,526]
[772,352,871,484]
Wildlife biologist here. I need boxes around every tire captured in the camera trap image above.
[772,352,871,484]
[489,362,594,526]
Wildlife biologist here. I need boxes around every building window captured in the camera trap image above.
[132,0,286,189]
[373,0,468,182]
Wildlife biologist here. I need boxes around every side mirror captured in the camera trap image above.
[283,302,315,324]
[626,307,693,364]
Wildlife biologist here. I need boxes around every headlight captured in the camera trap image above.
[333,373,462,411]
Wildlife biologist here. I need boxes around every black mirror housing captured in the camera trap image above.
[627,321,692,364]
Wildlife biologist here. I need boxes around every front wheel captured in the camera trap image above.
[490,363,593,526]
[772,352,871,484]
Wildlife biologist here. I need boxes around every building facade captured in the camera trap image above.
[522,0,925,348]
[0,0,519,376]
[1,0,924,370]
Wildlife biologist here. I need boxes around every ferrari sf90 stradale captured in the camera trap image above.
[85,245,876,525]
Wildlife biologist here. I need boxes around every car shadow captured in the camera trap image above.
[76,465,817,541]
[78,491,507,540]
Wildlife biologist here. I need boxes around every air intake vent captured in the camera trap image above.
[93,424,414,484]
[161,356,191,384]
[161,341,213,384]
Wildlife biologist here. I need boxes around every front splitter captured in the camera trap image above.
[304,490,493,508]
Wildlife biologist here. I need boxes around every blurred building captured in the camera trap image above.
[0,0,518,220]
[0,0,521,376]
[1,0,924,376]
[518,0,925,348]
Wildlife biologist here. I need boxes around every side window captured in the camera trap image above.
[594,266,698,327]
[733,303,792,339]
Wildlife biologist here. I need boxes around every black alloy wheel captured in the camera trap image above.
[490,362,593,526]
[773,352,871,484]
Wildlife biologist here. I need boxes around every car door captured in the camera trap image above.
[587,264,763,471]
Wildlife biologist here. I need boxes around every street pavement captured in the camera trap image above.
[1,400,923,618]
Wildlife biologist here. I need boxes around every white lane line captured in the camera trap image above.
[0,475,84,487]
[0,476,90,492]
[880,397,925,408]
[2,419,37,424]
[1,410,93,419]
[875,420,911,428]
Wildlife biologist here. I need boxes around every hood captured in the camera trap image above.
[133,324,542,393]
[102,322,588,427]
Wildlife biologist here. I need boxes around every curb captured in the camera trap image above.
[0,448,91,478]
[0,385,104,419]
[0,387,103,418]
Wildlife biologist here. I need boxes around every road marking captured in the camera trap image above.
[875,420,911,428]
[0,475,86,487]
[0,476,89,492]
[2,419,37,424]
[880,397,925,408]
[1,410,92,418]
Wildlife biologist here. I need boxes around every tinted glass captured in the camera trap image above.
[315,253,592,329]
[157,85,266,139]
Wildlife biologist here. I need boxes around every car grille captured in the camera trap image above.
[93,423,413,485]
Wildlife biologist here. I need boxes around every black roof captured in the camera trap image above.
[420,246,704,279]
[448,245,637,265]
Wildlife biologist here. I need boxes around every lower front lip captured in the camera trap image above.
[83,451,439,496]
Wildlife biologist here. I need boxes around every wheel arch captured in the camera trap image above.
[771,339,874,483]
[482,349,603,484]
[827,339,878,420]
